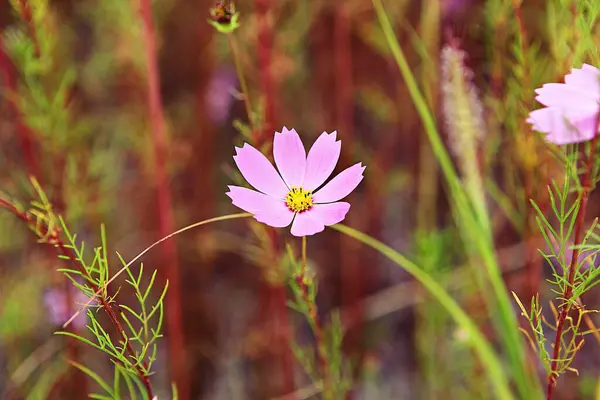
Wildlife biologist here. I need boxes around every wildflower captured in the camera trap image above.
[226,127,365,236]
[527,64,600,145]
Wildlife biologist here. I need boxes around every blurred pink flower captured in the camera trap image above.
[527,64,600,145]
[206,67,237,124]
[226,127,365,236]
[43,286,88,330]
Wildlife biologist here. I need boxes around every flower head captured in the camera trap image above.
[208,2,240,34]
[527,64,600,145]
[226,128,365,236]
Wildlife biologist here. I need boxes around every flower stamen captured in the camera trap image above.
[285,186,313,213]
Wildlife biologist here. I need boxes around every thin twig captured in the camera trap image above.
[61,213,252,328]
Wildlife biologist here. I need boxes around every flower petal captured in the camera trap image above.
[565,64,600,92]
[303,131,342,191]
[312,163,365,203]
[273,127,307,188]
[226,186,294,227]
[290,212,325,237]
[308,202,350,226]
[534,83,598,111]
[526,107,598,145]
[233,143,289,198]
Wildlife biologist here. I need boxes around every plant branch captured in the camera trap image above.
[547,128,600,399]
[0,198,155,399]
[299,236,330,397]
[227,34,255,138]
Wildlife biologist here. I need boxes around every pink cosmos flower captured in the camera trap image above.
[527,64,600,145]
[226,127,365,236]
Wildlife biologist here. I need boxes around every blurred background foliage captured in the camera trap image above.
[1,0,600,399]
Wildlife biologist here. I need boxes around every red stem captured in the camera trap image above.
[137,0,189,398]
[253,0,295,394]
[546,134,599,399]
[333,4,363,362]
[0,41,40,179]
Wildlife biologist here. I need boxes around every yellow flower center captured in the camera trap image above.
[285,186,313,213]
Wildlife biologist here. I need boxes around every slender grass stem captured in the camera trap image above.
[228,34,255,138]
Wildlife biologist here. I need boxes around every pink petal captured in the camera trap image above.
[226,186,294,227]
[312,163,365,203]
[534,83,597,111]
[303,131,341,190]
[309,202,350,226]
[233,143,288,199]
[290,212,325,237]
[273,127,306,188]
[527,107,598,145]
[565,64,600,91]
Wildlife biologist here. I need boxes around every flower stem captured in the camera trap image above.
[62,213,252,327]
[546,131,600,399]
[255,0,275,147]
[227,34,255,139]
[300,236,331,397]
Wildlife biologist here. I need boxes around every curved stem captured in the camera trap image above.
[331,223,514,400]
[63,213,253,327]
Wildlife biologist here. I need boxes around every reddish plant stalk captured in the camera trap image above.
[252,0,295,394]
[333,4,363,361]
[546,133,599,399]
[0,42,39,179]
[0,199,154,399]
[137,0,189,398]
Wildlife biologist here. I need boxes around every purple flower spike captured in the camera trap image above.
[527,64,600,145]
[226,128,365,236]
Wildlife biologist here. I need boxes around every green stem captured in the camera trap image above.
[228,34,255,136]
[371,1,541,397]
[301,235,307,275]
[300,236,330,398]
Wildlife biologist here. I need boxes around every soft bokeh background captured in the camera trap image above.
[1,0,600,399]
